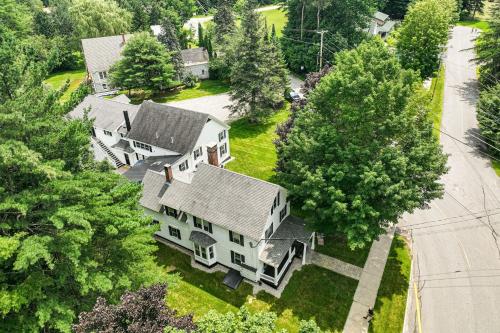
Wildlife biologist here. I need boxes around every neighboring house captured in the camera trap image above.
[69,96,230,176]
[140,163,315,288]
[180,48,210,80]
[368,11,397,39]
[81,34,132,93]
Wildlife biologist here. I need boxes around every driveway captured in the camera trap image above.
[166,75,304,123]
[401,26,500,333]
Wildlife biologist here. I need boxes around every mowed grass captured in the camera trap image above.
[226,106,290,182]
[156,242,358,332]
[369,236,411,333]
[315,234,372,268]
[44,69,86,102]
[492,160,500,177]
[153,80,230,103]
[261,8,288,37]
[429,66,445,138]
[457,20,490,32]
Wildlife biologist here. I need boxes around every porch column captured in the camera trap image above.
[302,243,307,265]
[311,232,316,250]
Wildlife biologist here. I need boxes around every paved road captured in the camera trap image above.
[402,26,500,333]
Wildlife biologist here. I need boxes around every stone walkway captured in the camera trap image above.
[309,251,363,280]
[343,227,396,333]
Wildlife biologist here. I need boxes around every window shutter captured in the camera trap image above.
[133,141,136,147]
[208,223,213,233]
[240,235,244,246]
[230,250,234,263]
[241,255,245,263]
[229,230,233,242]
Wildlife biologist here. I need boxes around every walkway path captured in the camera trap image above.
[343,227,396,333]
[310,251,362,280]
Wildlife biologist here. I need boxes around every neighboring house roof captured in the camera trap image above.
[111,94,131,104]
[124,155,182,182]
[373,11,389,22]
[190,230,217,247]
[140,170,170,212]
[81,34,132,73]
[378,20,397,33]
[68,95,139,131]
[158,163,282,240]
[259,216,313,266]
[181,48,209,66]
[126,101,212,155]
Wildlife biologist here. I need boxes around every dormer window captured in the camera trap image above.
[218,130,226,142]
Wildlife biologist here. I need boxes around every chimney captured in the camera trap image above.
[207,144,219,167]
[123,110,131,132]
[164,164,173,183]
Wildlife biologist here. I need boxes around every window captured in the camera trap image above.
[102,83,108,90]
[193,217,212,233]
[133,141,152,152]
[231,250,245,266]
[98,71,107,80]
[219,143,227,157]
[277,192,280,206]
[165,206,177,218]
[194,244,207,259]
[193,147,203,160]
[103,130,112,136]
[178,160,189,171]
[277,251,289,274]
[218,130,226,142]
[209,246,214,259]
[265,223,273,241]
[168,226,181,240]
[229,230,244,246]
[280,206,287,221]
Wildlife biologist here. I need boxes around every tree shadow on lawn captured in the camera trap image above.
[256,265,358,332]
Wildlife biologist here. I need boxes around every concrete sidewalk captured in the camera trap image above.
[310,251,363,280]
[343,227,395,333]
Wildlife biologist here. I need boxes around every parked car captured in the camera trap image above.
[289,91,300,101]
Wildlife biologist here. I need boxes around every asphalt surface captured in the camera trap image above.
[401,27,500,333]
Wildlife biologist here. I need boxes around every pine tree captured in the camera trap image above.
[213,0,235,44]
[198,22,205,47]
[157,16,184,78]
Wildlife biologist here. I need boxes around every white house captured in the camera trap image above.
[140,163,315,288]
[180,48,210,80]
[69,96,230,179]
[368,11,397,39]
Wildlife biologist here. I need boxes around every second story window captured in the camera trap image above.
[218,130,226,142]
[165,206,177,218]
[103,130,112,136]
[168,226,181,240]
[99,71,107,80]
[193,216,213,233]
[265,224,273,241]
[219,143,227,157]
[231,250,245,266]
[178,160,189,171]
[133,141,152,152]
[229,230,244,246]
[193,147,202,160]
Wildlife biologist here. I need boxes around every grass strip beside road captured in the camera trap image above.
[429,65,445,138]
[457,20,490,32]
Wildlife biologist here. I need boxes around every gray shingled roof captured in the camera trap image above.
[68,95,139,131]
[159,163,282,240]
[189,230,217,247]
[374,11,389,22]
[139,170,170,212]
[126,101,209,155]
[378,20,397,33]
[81,34,132,73]
[124,155,182,182]
[181,48,209,65]
[259,216,313,266]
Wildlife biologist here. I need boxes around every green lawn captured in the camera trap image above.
[369,236,411,333]
[226,106,290,182]
[429,66,445,138]
[315,234,372,268]
[44,69,86,102]
[261,8,288,37]
[457,20,490,32]
[492,160,500,177]
[156,242,357,332]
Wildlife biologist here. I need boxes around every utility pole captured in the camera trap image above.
[316,30,328,69]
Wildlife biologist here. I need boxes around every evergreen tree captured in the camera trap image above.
[157,16,184,78]
[109,32,175,93]
[476,84,500,159]
[475,0,500,86]
[228,0,288,122]
[276,39,448,248]
[382,0,412,19]
[198,22,205,47]
[213,0,236,44]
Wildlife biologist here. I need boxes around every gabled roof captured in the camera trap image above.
[181,48,209,65]
[373,11,389,22]
[68,95,139,131]
[139,170,170,212]
[158,163,282,240]
[81,34,132,73]
[123,155,182,182]
[126,101,211,155]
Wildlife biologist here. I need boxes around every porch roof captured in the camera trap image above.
[189,230,217,247]
[259,216,313,266]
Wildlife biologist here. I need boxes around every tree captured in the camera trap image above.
[381,0,412,19]
[0,0,32,37]
[157,16,184,77]
[476,84,500,159]
[70,0,132,39]
[228,0,288,122]
[73,284,196,333]
[281,0,376,73]
[198,22,205,47]
[276,39,448,248]
[460,0,485,19]
[213,0,236,44]
[395,0,456,78]
[109,32,175,93]
[475,0,500,86]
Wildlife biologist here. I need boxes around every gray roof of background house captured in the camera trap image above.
[374,11,389,22]
[81,34,133,73]
[181,48,209,65]
[259,216,313,266]
[68,95,139,131]
[126,101,210,155]
[190,230,217,247]
[111,94,131,104]
[124,155,182,182]
[158,163,282,240]
[378,20,397,33]
[139,170,170,212]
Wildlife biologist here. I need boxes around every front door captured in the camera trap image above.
[124,153,130,165]
[292,240,304,258]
